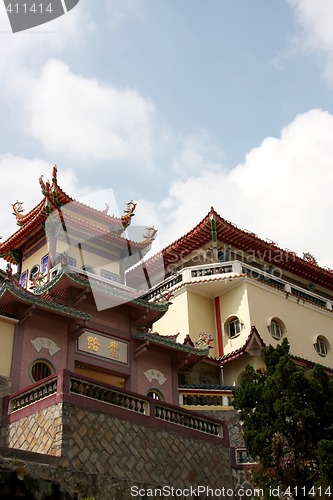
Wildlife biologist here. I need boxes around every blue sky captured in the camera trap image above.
[1,0,333,268]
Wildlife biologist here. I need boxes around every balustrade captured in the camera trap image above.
[155,404,221,436]
[9,377,57,412]
[70,377,147,414]
[180,391,233,409]
[7,371,224,441]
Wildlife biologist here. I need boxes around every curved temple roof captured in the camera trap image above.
[128,207,333,291]
[0,166,155,264]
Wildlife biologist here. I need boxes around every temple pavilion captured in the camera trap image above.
[0,167,209,403]
[128,207,333,388]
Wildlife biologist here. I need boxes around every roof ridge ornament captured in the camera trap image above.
[12,201,25,225]
[303,252,318,265]
[121,200,137,229]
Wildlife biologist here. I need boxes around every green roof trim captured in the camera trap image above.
[0,279,90,321]
[133,331,209,355]
[35,268,168,313]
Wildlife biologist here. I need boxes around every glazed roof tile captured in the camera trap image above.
[0,279,90,320]
[133,331,209,356]
[217,326,265,363]
[34,268,168,328]
[0,167,148,263]
[128,207,333,291]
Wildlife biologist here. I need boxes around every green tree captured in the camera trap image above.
[233,339,333,496]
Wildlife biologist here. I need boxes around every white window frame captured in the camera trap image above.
[314,337,328,357]
[227,317,242,338]
[269,320,283,340]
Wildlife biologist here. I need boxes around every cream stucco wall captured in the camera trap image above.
[246,281,333,365]
[22,243,49,289]
[0,316,17,377]
[187,292,217,355]
[55,240,120,276]
[222,353,265,386]
[22,240,121,291]
[153,291,190,341]
[219,283,252,355]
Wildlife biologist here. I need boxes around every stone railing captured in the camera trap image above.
[4,371,225,442]
[9,375,58,413]
[69,376,148,414]
[179,389,234,410]
[155,404,220,436]
[143,260,333,311]
[145,274,183,301]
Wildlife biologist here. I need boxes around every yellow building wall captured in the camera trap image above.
[153,291,190,342]
[0,317,17,377]
[246,282,333,365]
[56,240,120,276]
[22,243,49,281]
[223,354,265,387]
[219,283,252,354]
[187,292,217,356]
[22,240,120,291]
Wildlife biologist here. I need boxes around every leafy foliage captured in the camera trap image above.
[233,339,333,492]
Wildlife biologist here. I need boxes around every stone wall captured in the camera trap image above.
[2,401,238,499]
[200,409,253,495]
[2,403,63,457]
[62,403,233,490]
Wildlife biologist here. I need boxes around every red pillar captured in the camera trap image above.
[214,296,224,357]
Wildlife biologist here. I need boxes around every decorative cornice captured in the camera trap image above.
[0,279,90,321]
[133,331,209,356]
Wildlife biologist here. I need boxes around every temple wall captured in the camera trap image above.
[153,291,190,340]
[247,282,333,364]
[15,313,69,390]
[0,316,16,378]
[187,292,217,354]
[134,348,176,403]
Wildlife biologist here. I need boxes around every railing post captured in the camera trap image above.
[57,369,70,398]
[232,262,242,274]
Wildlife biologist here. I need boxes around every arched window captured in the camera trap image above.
[225,316,242,338]
[314,336,329,357]
[147,389,164,401]
[30,359,55,383]
[268,318,285,340]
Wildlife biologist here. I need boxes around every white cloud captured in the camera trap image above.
[10,59,156,166]
[288,0,333,85]
[106,0,143,27]
[148,109,333,268]
[0,1,93,72]
[171,131,225,179]
[0,156,81,241]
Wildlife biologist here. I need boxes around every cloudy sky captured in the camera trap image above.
[1,0,333,268]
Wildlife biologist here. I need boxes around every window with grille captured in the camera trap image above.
[31,360,54,382]
[147,389,164,401]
